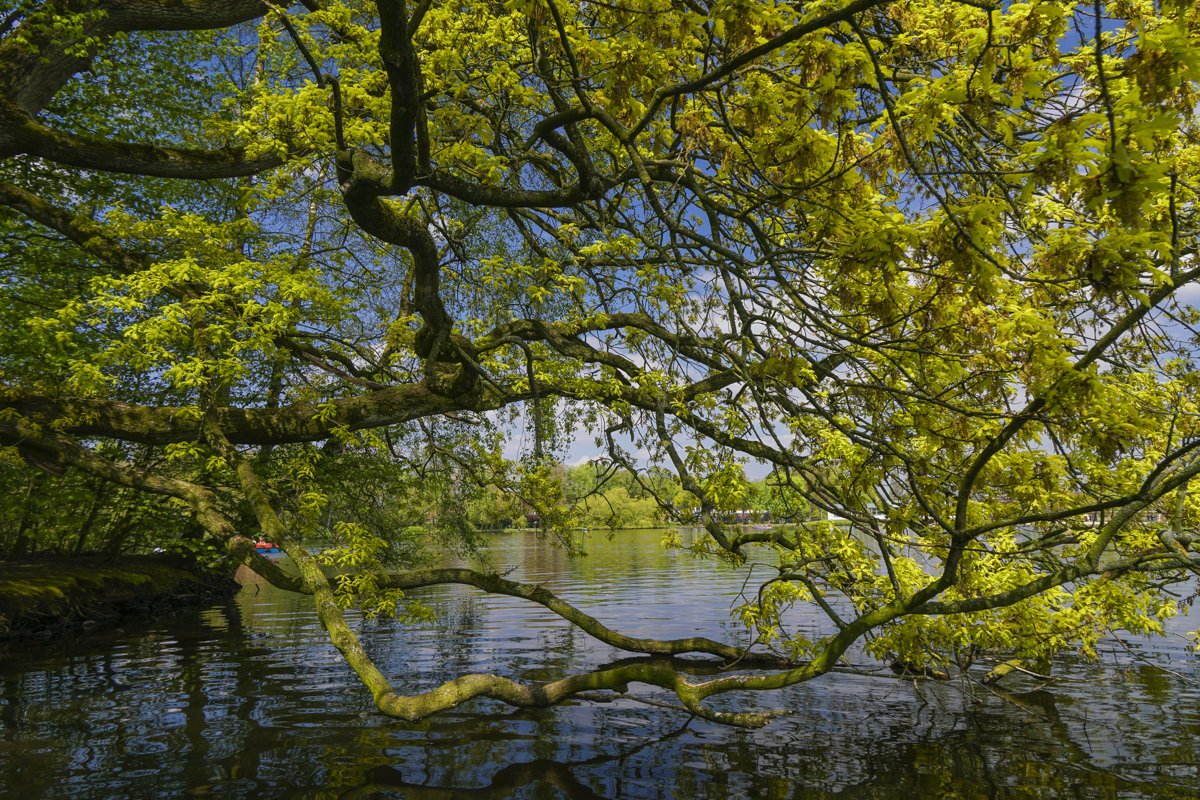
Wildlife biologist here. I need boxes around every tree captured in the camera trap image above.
[2,0,1200,727]
[750,472,812,522]
[562,462,679,527]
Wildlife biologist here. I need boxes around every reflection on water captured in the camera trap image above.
[0,530,1197,799]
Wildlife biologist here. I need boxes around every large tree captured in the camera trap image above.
[2,0,1199,726]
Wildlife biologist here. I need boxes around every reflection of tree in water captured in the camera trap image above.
[365,590,488,686]
[350,759,609,799]
[335,716,695,800]
[293,646,1200,799]
[198,599,277,790]
[813,682,1199,800]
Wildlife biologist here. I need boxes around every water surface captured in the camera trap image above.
[1,529,1197,798]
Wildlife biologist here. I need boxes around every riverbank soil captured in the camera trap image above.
[0,556,237,640]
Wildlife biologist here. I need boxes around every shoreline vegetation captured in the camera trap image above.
[0,557,237,642]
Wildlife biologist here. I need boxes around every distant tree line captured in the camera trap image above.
[464,462,814,532]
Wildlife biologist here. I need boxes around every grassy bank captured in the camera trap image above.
[0,556,237,639]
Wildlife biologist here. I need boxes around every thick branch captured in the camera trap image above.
[0,180,146,272]
[2,381,521,445]
[0,102,285,178]
[384,567,791,667]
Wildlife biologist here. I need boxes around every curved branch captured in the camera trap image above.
[420,168,608,209]
[0,180,146,273]
[1,103,286,178]
[372,659,785,728]
[383,567,791,667]
[2,380,522,445]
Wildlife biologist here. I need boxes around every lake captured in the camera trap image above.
[1,529,1198,798]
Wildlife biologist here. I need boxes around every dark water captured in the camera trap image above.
[1,529,1198,799]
